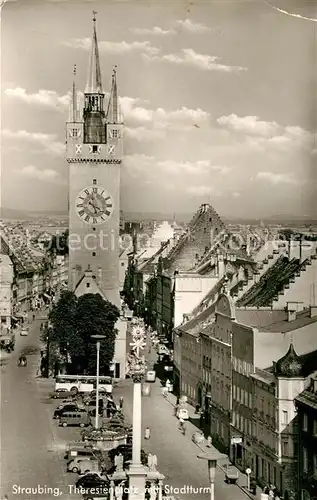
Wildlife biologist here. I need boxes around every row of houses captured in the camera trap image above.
[0,222,68,331]
[174,289,317,499]
[122,203,317,500]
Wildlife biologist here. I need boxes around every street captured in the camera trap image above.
[0,315,255,500]
[0,313,79,500]
[113,375,251,500]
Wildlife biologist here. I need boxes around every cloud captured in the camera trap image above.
[4,87,69,111]
[2,129,64,156]
[145,48,247,73]
[125,155,230,177]
[20,165,61,182]
[63,38,160,56]
[217,113,313,151]
[125,127,165,142]
[131,26,175,35]
[176,19,210,33]
[256,171,298,185]
[186,185,217,196]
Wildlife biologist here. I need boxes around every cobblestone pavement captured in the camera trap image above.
[0,311,80,500]
[113,376,258,500]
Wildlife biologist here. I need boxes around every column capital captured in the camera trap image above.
[132,373,143,383]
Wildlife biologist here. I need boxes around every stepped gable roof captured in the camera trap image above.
[165,203,226,266]
[275,343,304,378]
[236,255,308,307]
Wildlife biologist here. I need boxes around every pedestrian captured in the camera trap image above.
[144,427,150,439]
[32,313,35,321]
[119,396,124,409]
[199,410,204,428]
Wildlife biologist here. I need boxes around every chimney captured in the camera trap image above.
[217,253,225,278]
[286,302,297,322]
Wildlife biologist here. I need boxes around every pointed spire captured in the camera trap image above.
[106,66,122,123]
[69,64,79,122]
[85,11,103,94]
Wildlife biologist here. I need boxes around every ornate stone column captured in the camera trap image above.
[126,320,147,500]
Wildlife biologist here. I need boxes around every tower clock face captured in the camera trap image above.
[75,186,113,224]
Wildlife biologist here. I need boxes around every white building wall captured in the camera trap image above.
[174,276,218,327]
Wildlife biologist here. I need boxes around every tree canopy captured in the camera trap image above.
[48,290,120,375]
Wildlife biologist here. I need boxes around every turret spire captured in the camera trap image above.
[106,66,122,124]
[69,64,79,122]
[85,11,103,94]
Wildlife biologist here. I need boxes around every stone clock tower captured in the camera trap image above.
[66,14,126,378]
[66,13,123,308]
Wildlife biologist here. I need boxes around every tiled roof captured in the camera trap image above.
[0,224,45,272]
[235,309,288,329]
[236,256,308,307]
[295,387,317,411]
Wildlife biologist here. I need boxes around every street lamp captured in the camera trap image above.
[197,451,227,500]
[91,334,106,429]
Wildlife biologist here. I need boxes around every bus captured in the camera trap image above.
[55,375,113,394]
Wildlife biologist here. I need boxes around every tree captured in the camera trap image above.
[48,290,120,374]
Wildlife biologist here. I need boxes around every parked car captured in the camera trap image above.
[145,370,156,382]
[75,473,109,491]
[59,411,90,427]
[77,459,103,475]
[67,452,102,473]
[20,327,29,337]
[56,398,78,409]
[64,443,96,461]
[50,388,76,399]
[54,404,86,419]
[82,493,109,500]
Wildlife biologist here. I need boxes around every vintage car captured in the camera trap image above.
[0,335,15,353]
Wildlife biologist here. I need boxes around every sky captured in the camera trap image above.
[1,0,317,218]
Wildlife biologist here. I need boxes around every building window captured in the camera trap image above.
[92,145,98,153]
[282,440,289,457]
[303,413,308,432]
[233,385,236,400]
[93,179,97,184]
[282,410,288,425]
[86,283,90,288]
[121,262,125,267]
[249,393,253,408]
[303,447,308,473]
[92,252,96,256]
[92,227,96,231]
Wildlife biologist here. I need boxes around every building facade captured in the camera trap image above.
[295,377,317,500]
[0,255,14,331]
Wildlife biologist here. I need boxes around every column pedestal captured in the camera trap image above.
[127,464,147,500]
